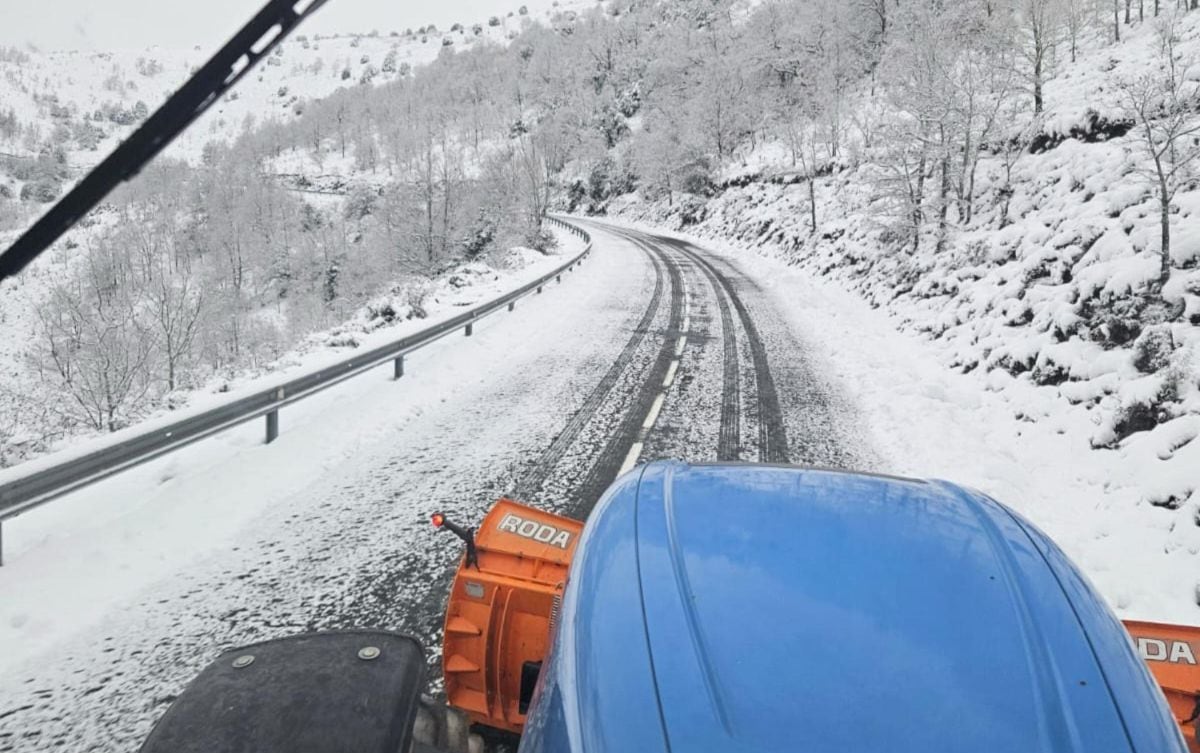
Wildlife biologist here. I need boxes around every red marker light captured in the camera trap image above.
[431,513,445,528]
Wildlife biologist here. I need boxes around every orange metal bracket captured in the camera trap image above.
[1124,620,1200,752]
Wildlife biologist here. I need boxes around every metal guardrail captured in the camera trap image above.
[0,217,591,564]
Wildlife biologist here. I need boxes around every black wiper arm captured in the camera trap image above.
[0,0,330,284]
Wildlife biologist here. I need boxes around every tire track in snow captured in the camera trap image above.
[658,237,790,464]
[510,244,665,501]
[677,239,741,461]
[594,223,741,463]
[570,235,686,516]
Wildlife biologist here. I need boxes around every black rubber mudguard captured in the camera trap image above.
[139,630,425,753]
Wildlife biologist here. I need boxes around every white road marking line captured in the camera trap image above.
[663,360,679,388]
[642,393,666,430]
[620,252,692,475]
[618,441,645,476]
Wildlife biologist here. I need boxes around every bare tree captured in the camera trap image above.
[1063,0,1090,61]
[997,113,1039,230]
[1117,10,1200,295]
[949,24,1020,225]
[33,248,155,432]
[1018,0,1062,114]
[800,132,822,235]
[133,228,204,392]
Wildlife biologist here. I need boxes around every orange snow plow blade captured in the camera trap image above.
[1124,620,1200,752]
[440,499,583,734]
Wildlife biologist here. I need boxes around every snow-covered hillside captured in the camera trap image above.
[0,0,598,470]
[0,0,594,224]
[605,11,1200,611]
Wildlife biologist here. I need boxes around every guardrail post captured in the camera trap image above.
[465,320,474,337]
[537,285,543,294]
[508,301,515,312]
[556,274,562,283]
[266,410,279,444]
[394,355,404,380]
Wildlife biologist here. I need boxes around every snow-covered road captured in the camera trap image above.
[0,222,874,751]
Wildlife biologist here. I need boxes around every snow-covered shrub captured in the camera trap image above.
[1082,295,1144,347]
[364,299,399,325]
[526,227,559,253]
[342,184,378,221]
[20,178,60,203]
[463,211,500,259]
[677,194,708,226]
[1111,395,1169,444]
[404,282,432,319]
[73,120,104,150]
[1132,326,1177,374]
[324,331,360,348]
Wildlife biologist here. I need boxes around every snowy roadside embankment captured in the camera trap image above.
[606,123,1200,519]
[0,229,581,481]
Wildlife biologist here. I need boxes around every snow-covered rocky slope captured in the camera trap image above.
[0,0,593,224]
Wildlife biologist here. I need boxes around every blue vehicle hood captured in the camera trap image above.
[520,462,1183,753]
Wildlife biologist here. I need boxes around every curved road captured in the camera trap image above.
[0,220,877,752]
